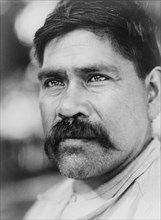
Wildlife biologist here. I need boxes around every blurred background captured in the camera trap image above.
[0,0,160,219]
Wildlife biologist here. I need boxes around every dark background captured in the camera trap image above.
[0,0,160,219]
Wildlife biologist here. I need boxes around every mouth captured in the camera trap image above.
[60,137,97,143]
[61,137,94,142]
[57,138,97,155]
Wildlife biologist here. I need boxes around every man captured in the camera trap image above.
[25,0,161,219]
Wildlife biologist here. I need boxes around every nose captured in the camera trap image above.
[56,87,92,119]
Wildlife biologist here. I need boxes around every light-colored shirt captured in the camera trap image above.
[24,138,160,219]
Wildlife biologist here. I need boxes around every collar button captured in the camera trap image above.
[71,194,77,202]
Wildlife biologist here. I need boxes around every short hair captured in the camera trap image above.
[34,0,160,79]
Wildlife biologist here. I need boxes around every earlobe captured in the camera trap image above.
[145,66,161,121]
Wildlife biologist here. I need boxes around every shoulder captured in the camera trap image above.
[40,177,74,200]
[136,143,160,199]
[23,178,74,220]
[133,151,160,219]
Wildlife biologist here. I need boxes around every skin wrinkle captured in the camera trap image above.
[35,0,161,74]
[88,100,104,122]
[39,64,121,81]
[47,118,117,151]
[39,29,158,188]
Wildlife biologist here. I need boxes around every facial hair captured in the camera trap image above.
[44,116,116,160]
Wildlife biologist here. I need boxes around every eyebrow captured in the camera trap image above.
[38,69,66,81]
[74,65,119,76]
[38,64,120,80]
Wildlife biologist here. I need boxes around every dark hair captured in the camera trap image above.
[34,0,160,79]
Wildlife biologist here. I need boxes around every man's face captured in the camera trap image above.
[38,30,151,180]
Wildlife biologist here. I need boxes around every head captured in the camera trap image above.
[34,0,161,181]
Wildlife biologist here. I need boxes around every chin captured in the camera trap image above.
[56,155,108,180]
[60,169,88,180]
[57,158,88,180]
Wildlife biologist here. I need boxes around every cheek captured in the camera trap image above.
[94,86,149,149]
[39,97,57,135]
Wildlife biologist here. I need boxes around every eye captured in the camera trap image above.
[88,75,109,83]
[44,79,64,88]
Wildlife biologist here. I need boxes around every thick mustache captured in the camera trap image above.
[50,118,108,140]
[44,117,116,158]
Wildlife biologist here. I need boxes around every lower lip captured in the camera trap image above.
[59,138,96,147]
[58,138,100,154]
[62,138,89,142]
[62,138,94,142]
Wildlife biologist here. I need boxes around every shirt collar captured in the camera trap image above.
[39,138,160,203]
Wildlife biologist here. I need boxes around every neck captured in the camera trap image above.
[74,137,153,195]
[74,161,129,195]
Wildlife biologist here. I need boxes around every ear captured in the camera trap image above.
[145,66,161,121]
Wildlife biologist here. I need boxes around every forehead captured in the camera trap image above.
[42,29,137,79]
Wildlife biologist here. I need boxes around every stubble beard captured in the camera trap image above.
[44,117,116,179]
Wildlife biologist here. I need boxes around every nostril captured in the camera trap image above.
[58,113,66,119]
[57,101,92,119]
[58,113,75,126]
[75,112,86,118]
[58,112,86,120]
